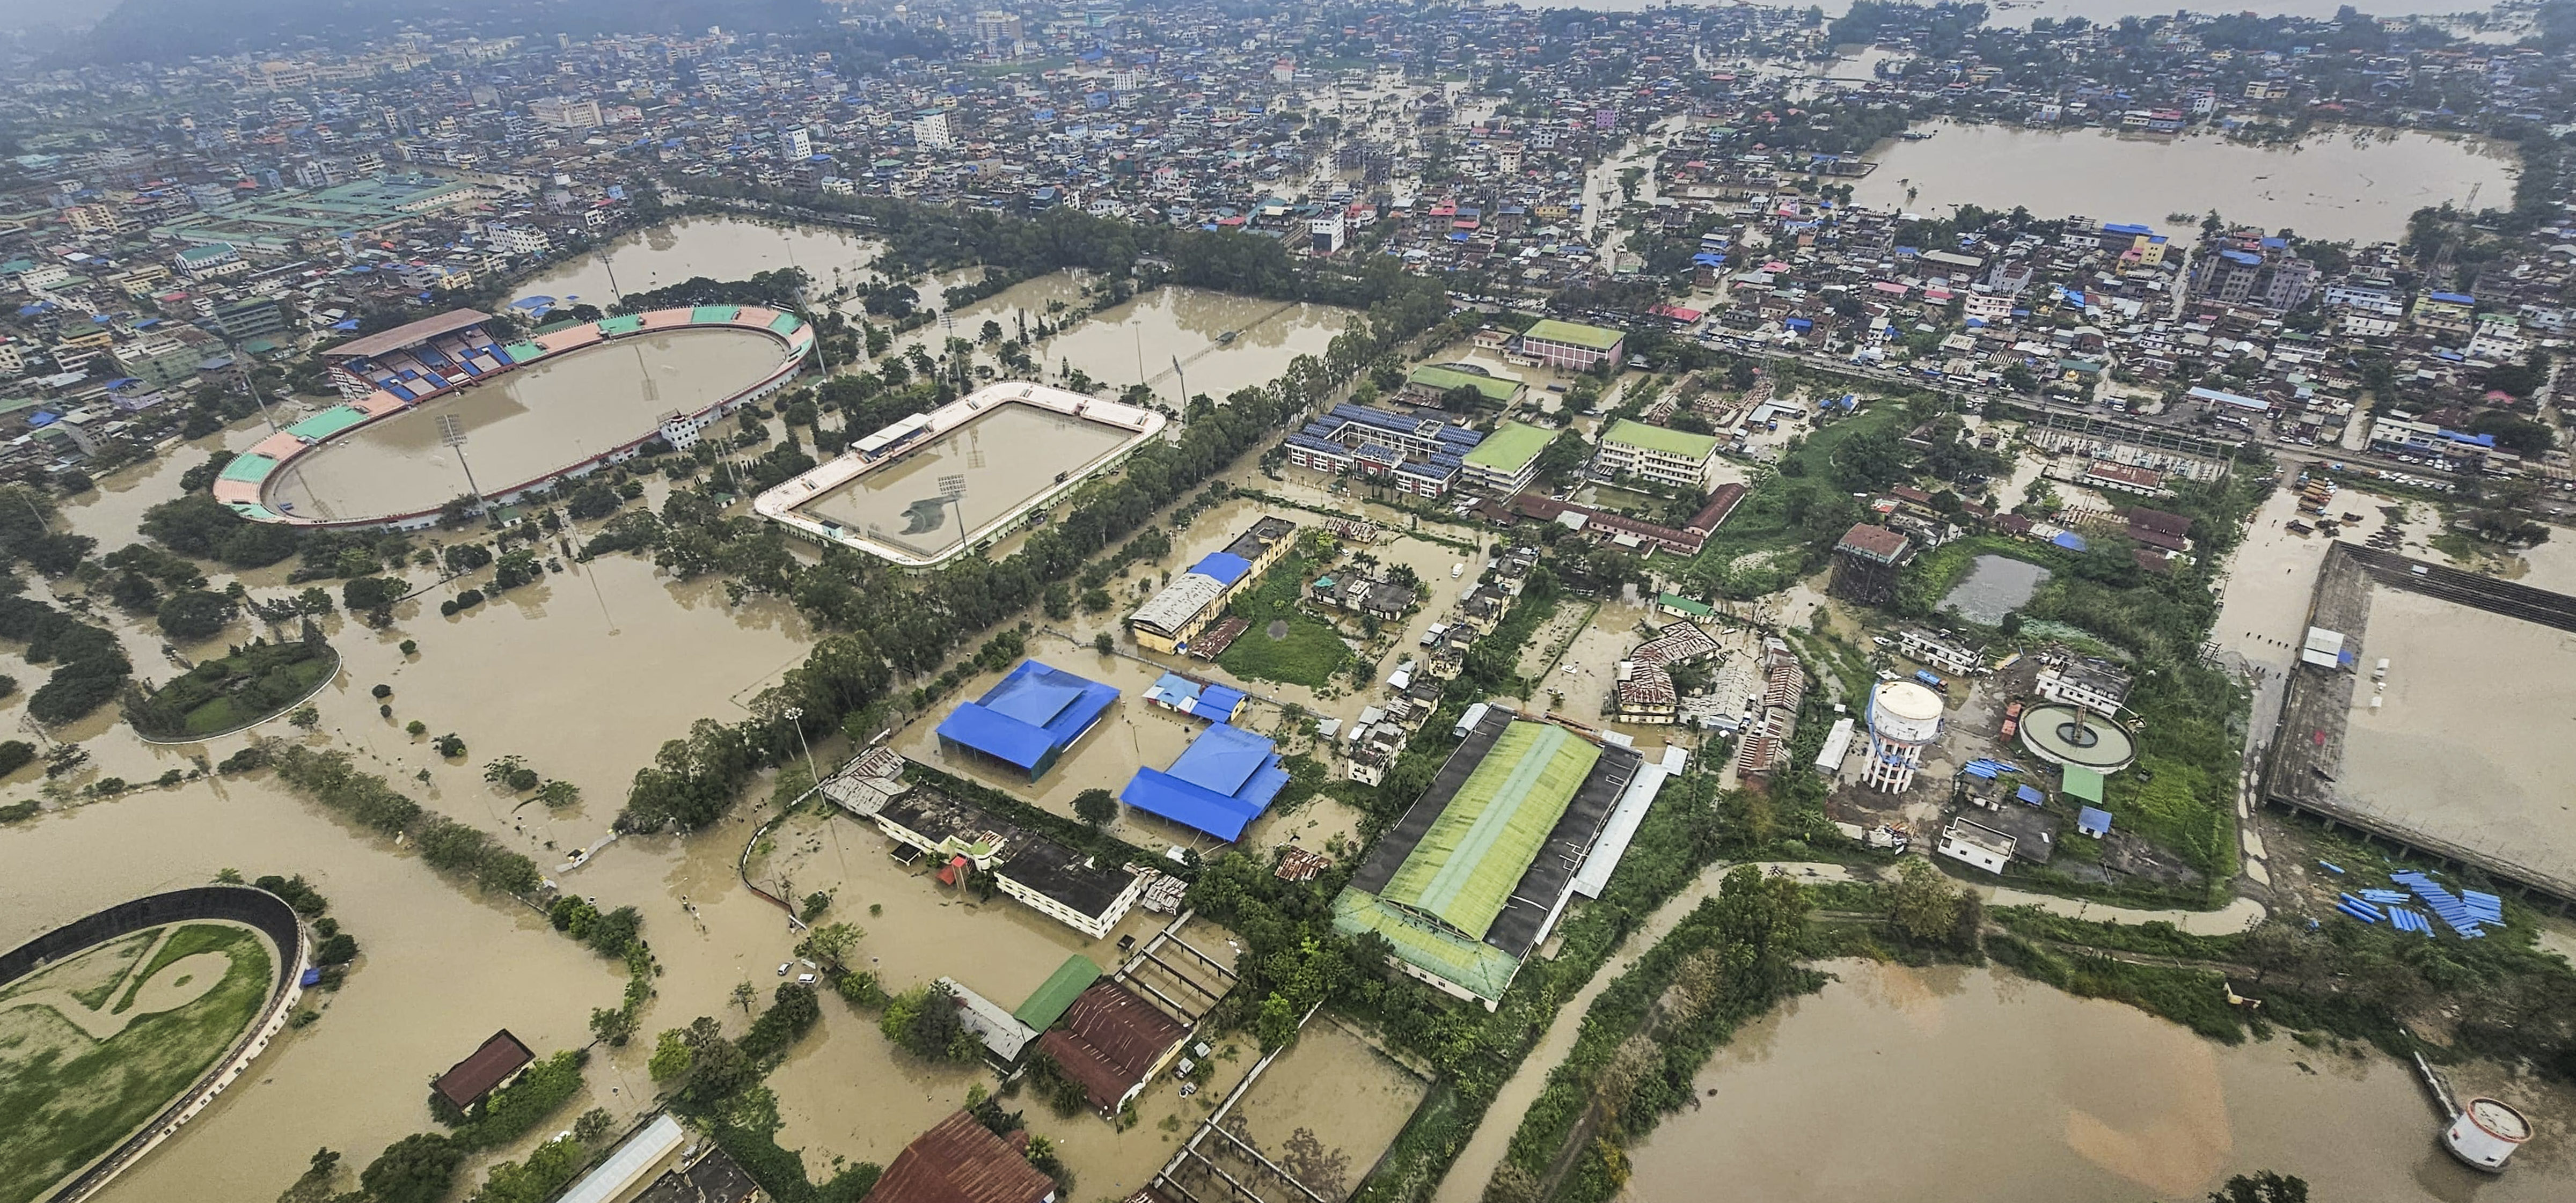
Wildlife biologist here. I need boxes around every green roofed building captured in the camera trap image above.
[1460,420,1554,495]
[1597,419,1719,490]
[1517,319,1626,370]
[1013,955,1102,1031]
[1405,364,1525,409]
[1333,709,1645,1008]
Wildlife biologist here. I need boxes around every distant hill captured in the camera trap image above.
[73,0,830,62]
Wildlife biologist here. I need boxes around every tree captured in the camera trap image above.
[795,921,865,971]
[2206,1173,2308,1203]
[155,589,236,640]
[277,1147,344,1203]
[1094,631,1114,655]
[647,1029,692,1081]
[732,981,759,1013]
[1073,787,1116,828]
[360,1133,462,1203]
[1887,857,1966,943]
[342,576,405,611]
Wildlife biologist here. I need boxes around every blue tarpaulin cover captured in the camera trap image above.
[1191,551,1252,588]
[1120,722,1289,841]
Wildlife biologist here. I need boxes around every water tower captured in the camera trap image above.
[2443,1098,2531,1172]
[1863,680,1944,793]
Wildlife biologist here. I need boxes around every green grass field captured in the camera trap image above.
[0,923,274,1203]
[1215,552,1354,689]
[128,641,338,739]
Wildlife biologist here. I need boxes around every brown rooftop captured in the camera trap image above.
[868,1111,1053,1203]
[322,307,495,359]
[431,1029,534,1109]
[1031,979,1186,1113]
[1835,523,1912,564]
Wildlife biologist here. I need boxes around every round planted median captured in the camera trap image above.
[0,887,304,1203]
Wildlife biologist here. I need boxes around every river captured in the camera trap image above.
[510,216,887,310]
[1622,958,2576,1202]
[1855,121,2514,244]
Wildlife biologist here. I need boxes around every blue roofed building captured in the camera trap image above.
[1143,672,1246,723]
[1283,404,1484,498]
[1126,516,1298,654]
[1119,722,1290,842]
[935,659,1119,780]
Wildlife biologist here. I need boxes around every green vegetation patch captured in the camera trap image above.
[0,923,273,1203]
[1215,552,1353,688]
[127,636,338,740]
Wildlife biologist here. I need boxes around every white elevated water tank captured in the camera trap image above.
[2444,1098,2530,1172]
[1863,681,1944,793]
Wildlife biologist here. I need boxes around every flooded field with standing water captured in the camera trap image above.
[1621,958,2576,1203]
[262,327,795,522]
[510,217,885,309]
[1855,122,2514,244]
[1939,553,2054,626]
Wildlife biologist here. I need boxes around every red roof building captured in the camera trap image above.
[870,1111,1055,1203]
[432,1030,535,1110]
[1031,980,1187,1114]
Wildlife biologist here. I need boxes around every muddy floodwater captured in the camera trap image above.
[1622,959,2575,1203]
[1042,285,1355,405]
[2336,588,2576,881]
[0,786,624,1203]
[793,404,1137,558]
[263,328,793,521]
[1939,554,2053,626]
[1855,122,2513,244]
[510,217,885,309]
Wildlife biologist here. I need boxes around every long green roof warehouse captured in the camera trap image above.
[1333,707,1660,1008]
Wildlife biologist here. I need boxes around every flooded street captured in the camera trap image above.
[511,217,884,309]
[265,328,792,521]
[1622,959,2576,1203]
[1855,122,2513,243]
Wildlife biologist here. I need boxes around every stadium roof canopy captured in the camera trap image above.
[1119,722,1289,841]
[1378,721,1599,938]
[322,308,494,358]
[935,659,1118,776]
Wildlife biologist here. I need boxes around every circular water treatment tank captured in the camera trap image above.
[1868,681,1944,745]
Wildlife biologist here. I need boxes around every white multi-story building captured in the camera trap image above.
[778,125,812,161]
[530,96,602,130]
[2036,657,2132,713]
[913,110,954,150]
[1593,419,1718,490]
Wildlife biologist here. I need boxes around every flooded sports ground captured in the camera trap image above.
[1621,959,2576,1203]
[261,327,799,522]
[511,216,886,309]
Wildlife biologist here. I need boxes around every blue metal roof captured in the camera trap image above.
[2051,531,2089,552]
[1119,723,1287,842]
[2016,784,2045,805]
[2076,806,2113,837]
[935,660,1118,771]
[1191,551,1252,587]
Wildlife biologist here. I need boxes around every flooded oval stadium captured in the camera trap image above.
[228,307,811,525]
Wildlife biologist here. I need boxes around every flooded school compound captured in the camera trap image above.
[758,383,1166,568]
[244,307,812,526]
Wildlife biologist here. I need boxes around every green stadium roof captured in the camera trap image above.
[1521,318,1624,351]
[1462,420,1553,473]
[502,341,545,363]
[1333,888,1525,1003]
[287,405,369,442]
[1408,364,1520,404]
[1013,955,1102,1031]
[1378,721,1599,940]
[217,453,279,484]
[1603,419,1718,459]
[768,312,806,335]
[596,314,646,336]
[690,305,742,324]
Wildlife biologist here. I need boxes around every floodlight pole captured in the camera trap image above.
[437,415,485,508]
[782,706,818,784]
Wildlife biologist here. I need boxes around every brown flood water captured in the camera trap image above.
[1622,959,2576,1203]
[264,328,792,522]
[0,784,624,1203]
[511,217,886,309]
[793,404,1135,559]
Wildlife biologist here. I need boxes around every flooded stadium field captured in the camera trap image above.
[786,401,1141,561]
[263,327,792,522]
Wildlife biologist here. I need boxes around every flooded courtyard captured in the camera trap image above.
[1622,959,2575,1203]
[262,328,794,521]
[1855,123,2514,243]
